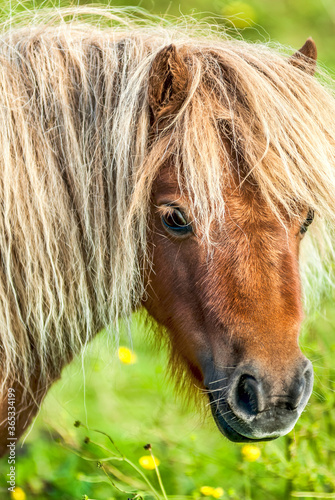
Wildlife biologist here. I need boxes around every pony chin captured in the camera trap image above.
[208,392,298,443]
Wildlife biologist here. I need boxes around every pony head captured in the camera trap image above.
[141,38,325,442]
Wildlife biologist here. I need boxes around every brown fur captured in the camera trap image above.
[145,164,305,391]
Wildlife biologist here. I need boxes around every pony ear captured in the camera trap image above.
[289,38,317,75]
[148,44,189,125]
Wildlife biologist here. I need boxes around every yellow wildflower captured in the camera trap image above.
[200,486,224,497]
[10,488,26,500]
[139,455,160,470]
[200,486,215,496]
[241,444,261,462]
[118,346,137,364]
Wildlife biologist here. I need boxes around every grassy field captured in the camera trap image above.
[0,304,334,500]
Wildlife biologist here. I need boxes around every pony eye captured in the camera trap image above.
[300,208,314,235]
[161,207,192,235]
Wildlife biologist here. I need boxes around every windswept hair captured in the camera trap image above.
[0,6,335,396]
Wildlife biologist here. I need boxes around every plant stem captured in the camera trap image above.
[124,457,163,500]
[149,448,168,500]
[285,435,293,498]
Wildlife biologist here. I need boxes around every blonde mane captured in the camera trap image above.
[1,7,335,396]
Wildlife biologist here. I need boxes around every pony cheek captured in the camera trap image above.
[141,252,214,379]
[144,228,200,322]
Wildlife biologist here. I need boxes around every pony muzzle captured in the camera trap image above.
[206,359,313,442]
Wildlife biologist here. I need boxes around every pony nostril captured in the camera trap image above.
[223,361,314,430]
[288,377,306,409]
[288,361,313,409]
[234,374,263,417]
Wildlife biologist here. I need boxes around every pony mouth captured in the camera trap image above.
[208,392,278,443]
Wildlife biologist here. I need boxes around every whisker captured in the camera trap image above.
[218,409,233,417]
[208,377,228,384]
[198,384,229,394]
[206,395,228,407]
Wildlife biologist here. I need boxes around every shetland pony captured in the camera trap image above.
[1,8,335,454]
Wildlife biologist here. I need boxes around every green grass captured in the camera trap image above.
[0,305,334,500]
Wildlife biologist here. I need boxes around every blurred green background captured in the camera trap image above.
[1,0,335,68]
[0,1,335,499]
